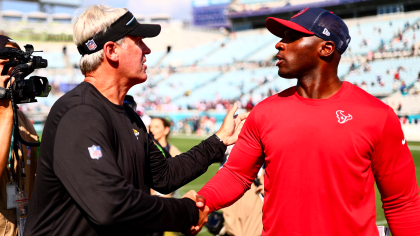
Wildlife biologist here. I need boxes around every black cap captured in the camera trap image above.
[77,11,161,56]
[0,35,19,49]
[266,8,351,54]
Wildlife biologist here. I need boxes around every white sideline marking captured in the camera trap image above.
[171,134,210,140]
[408,145,420,151]
[376,220,387,225]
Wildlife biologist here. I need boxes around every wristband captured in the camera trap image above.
[215,134,224,143]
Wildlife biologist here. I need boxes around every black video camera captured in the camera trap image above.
[0,44,51,104]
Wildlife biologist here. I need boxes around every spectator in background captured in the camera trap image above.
[363,62,371,72]
[366,50,374,61]
[394,70,400,80]
[245,97,254,111]
[149,116,183,236]
[413,78,420,94]
[149,117,181,158]
[349,61,357,71]
[395,66,406,81]
[377,74,385,87]
[361,81,367,90]
[411,44,416,56]
[400,80,407,95]
[397,102,402,117]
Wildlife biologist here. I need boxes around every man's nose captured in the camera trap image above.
[143,43,151,54]
[275,41,285,50]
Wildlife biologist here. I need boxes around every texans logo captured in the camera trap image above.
[336,110,352,124]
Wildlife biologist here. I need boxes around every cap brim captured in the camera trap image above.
[265,17,314,38]
[129,24,161,38]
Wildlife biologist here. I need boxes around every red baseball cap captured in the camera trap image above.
[266,8,351,54]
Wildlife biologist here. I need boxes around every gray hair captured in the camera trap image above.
[73,5,127,75]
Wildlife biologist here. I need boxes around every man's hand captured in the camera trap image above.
[182,190,209,236]
[0,76,13,109]
[255,184,264,195]
[215,103,249,146]
[0,75,12,88]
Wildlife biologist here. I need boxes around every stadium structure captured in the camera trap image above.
[2,0,420,140]
[0,0,82,12]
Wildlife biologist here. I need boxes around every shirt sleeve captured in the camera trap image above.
[198,110,265,212]
[372,107,420,236]
[148,133,227,193]
[53,105,198,232]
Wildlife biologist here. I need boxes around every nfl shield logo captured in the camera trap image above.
[86,39,97,51]
[88,145,103,160]
[26,146,31,157]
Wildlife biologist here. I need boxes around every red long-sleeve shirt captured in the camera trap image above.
[199,81,420,236]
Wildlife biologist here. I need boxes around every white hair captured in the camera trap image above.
[73,5,127,75]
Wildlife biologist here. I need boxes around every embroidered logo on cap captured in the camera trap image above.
[336,110,352,124]
[323,28,331,36]
[291,8,309,19]
[8,39,16,43]
[86,39,97,51]
[126,16,135,25]
[88,145,103,160]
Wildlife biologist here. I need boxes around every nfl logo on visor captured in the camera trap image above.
[88,145,103,160]
[86,39,97,51]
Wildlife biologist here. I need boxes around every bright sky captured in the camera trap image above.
[1,0,193,20]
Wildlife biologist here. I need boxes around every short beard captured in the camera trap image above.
[278,70,300,79]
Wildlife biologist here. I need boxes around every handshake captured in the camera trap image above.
[182,190,210,236]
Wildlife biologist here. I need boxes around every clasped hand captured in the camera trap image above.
[182,190,209,236]
[0,75,13,89]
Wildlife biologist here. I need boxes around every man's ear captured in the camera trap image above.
[103,41,119,62]
[319,41,335,57]
[164,127,170,136]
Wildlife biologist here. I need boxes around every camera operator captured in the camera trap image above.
[0,35,38,236]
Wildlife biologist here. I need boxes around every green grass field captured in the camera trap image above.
[169,136,420,236]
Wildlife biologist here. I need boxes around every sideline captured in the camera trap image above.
[408,145,420,151]
[170,134,210,140]
[171,135,420,147]
[376,220,387,225]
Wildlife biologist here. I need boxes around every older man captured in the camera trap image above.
[25,5,246,236]
[199,8,420,236]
